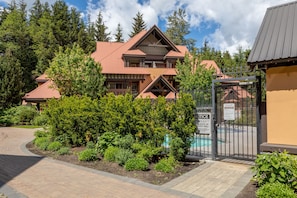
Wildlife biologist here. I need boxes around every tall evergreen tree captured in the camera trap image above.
[114,23,124,42]
[51,0,70,47]
[30,6,57,75]
[129,11,147,38]
[94,11,110,41]
[29,0,43,25]
[77,20,96,53]
[69,7,81,45]
[0,51,24,109]
[165,8,196,51]
[0,9,37,92]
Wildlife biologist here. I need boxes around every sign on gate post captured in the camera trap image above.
[223,103,235,120]
[197,113,212,135]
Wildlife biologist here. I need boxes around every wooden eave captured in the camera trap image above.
[129,25,180,52]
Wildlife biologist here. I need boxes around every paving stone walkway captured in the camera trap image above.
[0,127,253,198]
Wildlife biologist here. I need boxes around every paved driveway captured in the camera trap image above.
[0,127,196,198]
[0,127,252,198]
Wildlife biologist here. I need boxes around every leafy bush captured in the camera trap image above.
[47,141,62,151]
[34,130,49,138]
[169,136,186,161]
[78,149,98,161]
[45,96,101,147]
[115,149,134,166]
[86,141,95,149]
[32,113,48,126]
[252,151,297,190]
[96,132,121,155]
[118,134,135,149]
[168,93,196,161]
[14,106,38,125]
[34,137,51,151]
[125,158,149,171]
[155,156,178,173]
[57,147,70,155]
[133,143,164,163]
[104,146,120,162]
[256,182,297,198]
[0,106,38,125]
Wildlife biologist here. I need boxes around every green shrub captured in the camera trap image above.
[133,143,164,163]
[252,151,297,190]
[78,149,98,161]
[155,156,178,173]
[54,134,71,146]
[86,141,95,149]
[34,130,49,138]
[124,158,149,171]
[169,136,186,161]
[95,132,121,155]
[32,113,48,126]
[57,147,70,155]
[118,134,135,149]
[34,137,51,150]
[47,141,62,151]
[104,146,120,162]
[45,96,101,147]
[115,149,134,166]
[0,106,38,126]
[256,182,297,198]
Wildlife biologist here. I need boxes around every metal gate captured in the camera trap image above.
[190,75,261,161]
[212,76,261,160]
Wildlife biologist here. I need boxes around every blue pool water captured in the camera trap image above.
[163,135,213,148]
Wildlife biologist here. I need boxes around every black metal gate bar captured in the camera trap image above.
[211,76,260,161]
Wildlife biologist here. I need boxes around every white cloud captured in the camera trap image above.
[1,0,292,54]
[86,0,293,54]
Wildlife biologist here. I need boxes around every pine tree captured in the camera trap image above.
[78,20,96,54]
[0,51,24,109]
[114,23,124,42]
[165,8,196,50]
[30,6,58,75]
[69,7,81,45]
[129,11,147,38]
[51,0,70,47]
[0,9,37,92]
[94,11,110,41]
[29,0,43,25]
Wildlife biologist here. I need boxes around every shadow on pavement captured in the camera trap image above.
[0,154,43,187]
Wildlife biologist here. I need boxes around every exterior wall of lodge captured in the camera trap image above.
[266,65,297,146]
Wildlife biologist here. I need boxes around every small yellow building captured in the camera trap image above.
[248,1,297,153]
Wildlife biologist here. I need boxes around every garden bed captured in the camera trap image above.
[26,142,203,185]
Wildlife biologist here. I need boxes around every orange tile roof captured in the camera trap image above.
[91,26,188,76]
[201,60,223,76]
[92,30,150,75]
[35,73,49,82]
[23,80,60,102]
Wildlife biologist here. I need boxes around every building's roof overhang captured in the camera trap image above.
[248,1,297,69]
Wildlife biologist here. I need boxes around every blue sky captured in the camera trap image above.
[0,0,293,54]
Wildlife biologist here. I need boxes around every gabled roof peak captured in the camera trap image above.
[129,25,180,52]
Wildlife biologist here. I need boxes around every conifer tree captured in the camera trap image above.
[51,0,70,47]
[114,23,124,42]
[129,11,147,38]
[0,51,24,109]
[0,9,37,91]
[94,11,110,41]
[165,8,196,51]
